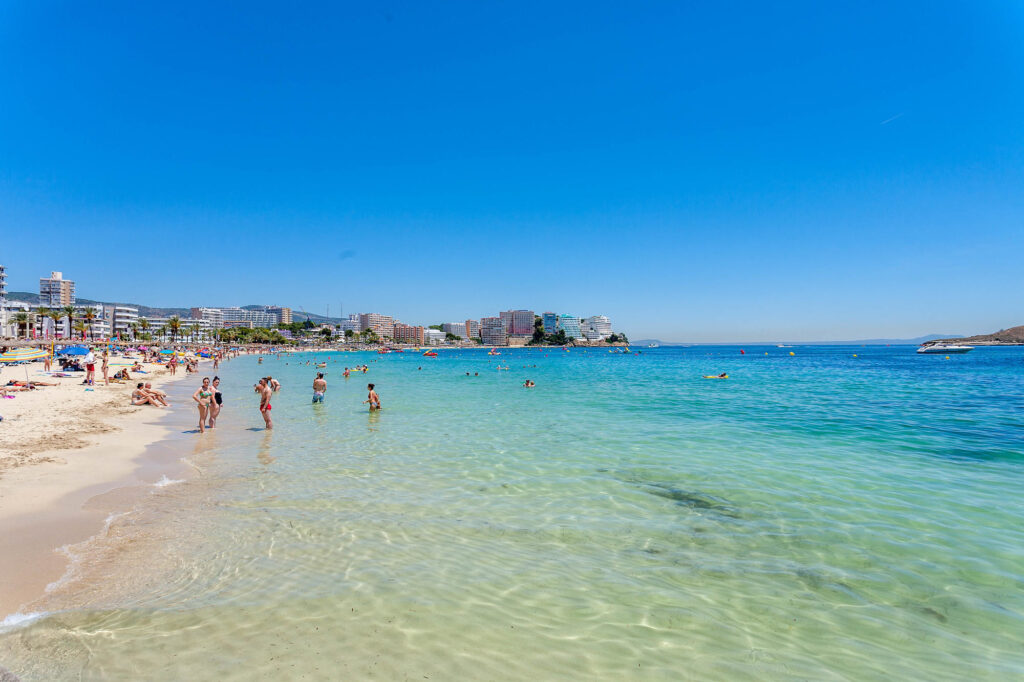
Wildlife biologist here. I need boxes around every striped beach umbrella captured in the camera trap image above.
[0,348,48,363]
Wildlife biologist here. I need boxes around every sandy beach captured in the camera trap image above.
[0,355,201,618]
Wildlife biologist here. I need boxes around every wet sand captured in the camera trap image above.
[0,360,208,618]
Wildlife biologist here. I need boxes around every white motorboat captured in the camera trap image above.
[917,344,974,354]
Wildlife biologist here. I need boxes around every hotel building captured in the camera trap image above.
[500,309,535,336]
[582,315,613,340]
[557,314,583,339]
[39,271,75,307]
[442,322,466,338]
[392,323,425,345]
[358,313,394,338]
[103,305,140,339]
[542,312,558,335]
[480,317,507,346]
[465,319,480,339]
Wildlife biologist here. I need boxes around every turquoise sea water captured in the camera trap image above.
[2,346,1023,680]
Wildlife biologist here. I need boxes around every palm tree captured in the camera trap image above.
[61,305,76,339]
[190,324,200,343]
[129,322,139,341]
[36,306,51,338]
[72,321,87,340]
[167,316,182,342]
[48,310,62,339]
[13,312,29,339]
[82,307,98,340]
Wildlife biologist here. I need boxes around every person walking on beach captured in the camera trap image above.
[312,373,326,403]
[256,377,274,429]
[363,383,381,411]
[84,347,96,385]
[101,349,109,386]
[193,377,215,434]
[208,376,223,428]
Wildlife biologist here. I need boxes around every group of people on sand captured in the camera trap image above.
[132,382,169,407]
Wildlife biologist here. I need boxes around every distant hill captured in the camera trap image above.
[929,326,1024,346]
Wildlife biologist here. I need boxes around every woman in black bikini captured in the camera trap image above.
[208,376,223,429]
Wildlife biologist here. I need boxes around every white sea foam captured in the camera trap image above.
[153,475,185,488]
[0,611,47,631]
[45,511,127,593]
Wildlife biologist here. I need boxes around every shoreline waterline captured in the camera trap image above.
[0,358,227,619]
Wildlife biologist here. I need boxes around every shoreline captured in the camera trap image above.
[0,359,208,618]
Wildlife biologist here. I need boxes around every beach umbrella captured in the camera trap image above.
[160,349,175,355]
[60,345,89,356]
[0,348,48,363]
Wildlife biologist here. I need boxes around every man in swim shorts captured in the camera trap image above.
[312,372,326,403]
[257,377,274,429]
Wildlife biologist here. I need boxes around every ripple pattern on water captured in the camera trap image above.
[2,347,1023,680]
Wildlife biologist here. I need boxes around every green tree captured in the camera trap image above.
[167,316,182,342]
[81,307,98,340]
[61,305,77,338]
[531,316,545,345]
[13,312,29,339]
[344,329,354,339]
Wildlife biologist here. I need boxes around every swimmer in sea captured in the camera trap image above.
[363,383,381,411]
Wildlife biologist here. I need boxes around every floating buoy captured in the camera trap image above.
[740,349,745,354]
[945,356,950,359]
[789,351,795,356]
[853,354,858,358]
[764,352,768,355]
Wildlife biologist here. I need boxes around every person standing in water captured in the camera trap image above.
[363,383,381,411]
[256,377,273,429]
[312,373,327,403]
[208,376,223,428]
[192,376,214,434]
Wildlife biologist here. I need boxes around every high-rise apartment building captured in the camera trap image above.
[442,322,466,338]
[191,306,281,328]
[392,323,425,345]
[465,319,480,339]
[104,305,139,339]
[339,314,360,333]
[358,313,394,338]
[500,309,535,336]
[557,314,583,339]
[582,315,613,340]
[0,264,6,303]
[39,271,75,306]
[265,306,292,324]
[541,312,558,335]
[480,317,507,346]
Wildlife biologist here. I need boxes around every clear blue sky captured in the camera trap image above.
[1,2,1022,341]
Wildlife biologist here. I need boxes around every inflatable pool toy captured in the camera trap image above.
[702,374,729,379]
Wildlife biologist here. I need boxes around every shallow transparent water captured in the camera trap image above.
[2,346,1023,680]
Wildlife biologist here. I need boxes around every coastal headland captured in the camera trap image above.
[925,324,1024,346]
